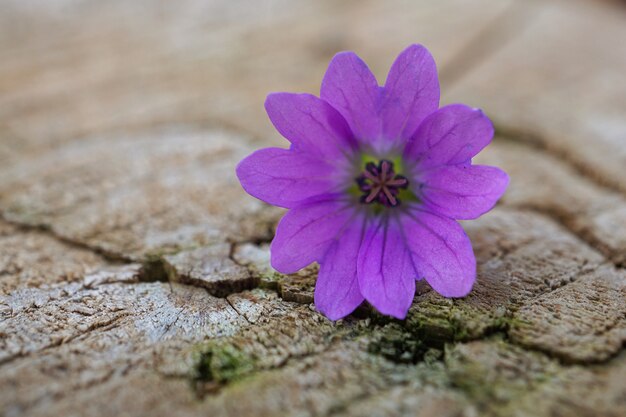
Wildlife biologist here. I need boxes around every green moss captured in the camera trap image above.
[490,315,528,332]
[365,300,481,363]
[256,270,285,290]
[194,343,256,384]
[405,305,476,346]
[368,323,428,364]
[444,338,565,415]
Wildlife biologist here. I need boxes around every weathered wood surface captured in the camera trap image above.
[1,1,625,416]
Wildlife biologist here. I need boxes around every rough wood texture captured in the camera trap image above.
[1,1,625,416]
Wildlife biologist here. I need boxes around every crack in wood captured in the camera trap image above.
[495,126,626,198]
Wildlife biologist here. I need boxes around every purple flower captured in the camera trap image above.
[237,45,509,320]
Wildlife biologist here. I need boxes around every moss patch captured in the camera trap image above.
[256,270,284,290]
[368,323,429,364]
[444,338,564,414]
[193,342,257,393]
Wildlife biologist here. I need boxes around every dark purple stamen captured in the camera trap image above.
[356,160,409,207]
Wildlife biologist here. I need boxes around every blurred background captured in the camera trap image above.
[1,0,624,257]
[1,0,623,156]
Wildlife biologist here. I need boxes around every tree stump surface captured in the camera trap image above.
[1,1,625,416]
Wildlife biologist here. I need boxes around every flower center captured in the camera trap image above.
[356,160,409,207]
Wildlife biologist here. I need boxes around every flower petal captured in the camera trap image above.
[236,148,345,209]
[357,217,416,319]
[265,93,356,160]
[320,51,382,145]
[271,198,355,274]
[314,215,366,320]
[399,209,476,297]
[419,165,509,220]
[381,44,440,145]
[404,104,494,170]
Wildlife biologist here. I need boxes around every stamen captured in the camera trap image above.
[382,187,397,206]
[356,159,409,207]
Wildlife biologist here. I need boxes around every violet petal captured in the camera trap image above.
[271,197,355,274]
[320,51,382,145]
[236,147,345,209]
[357,217,416,319]
[419,164,510,220]
[314,214,366,320]
[382,44,440,145]
[400,208,476,297]
[265,93,356,161]
[404,104,494,170]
